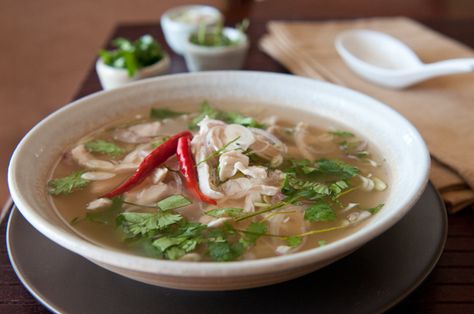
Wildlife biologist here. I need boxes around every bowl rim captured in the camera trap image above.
[160,4,223,29]
[8,71,430,277]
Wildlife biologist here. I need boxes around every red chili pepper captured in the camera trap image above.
[102,130,192,199]
[176,136,217,205]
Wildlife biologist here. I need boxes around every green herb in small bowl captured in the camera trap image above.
[184,19,250,71]
[99,35,165,77]
[189,19,249,47]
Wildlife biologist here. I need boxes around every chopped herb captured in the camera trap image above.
[48,171,89,196]
[84,140,124,157]
[150,108,187,120]
[152,222,206,260]
[318,240,327,247]
[207,225,245,262]
[366,203,384,215]
[116,211,182,238]
[189,101,265,130]
[157,195,192,211]
[330,130,354,138]
[99,34,164,76]
[287,235,303,247]
[304,202,337,222]
[208,241,244,262]
[206,207,244,218]
[240,221,267,247]
[355,151,370,159]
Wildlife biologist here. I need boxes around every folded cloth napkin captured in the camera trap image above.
[260,17,474,213]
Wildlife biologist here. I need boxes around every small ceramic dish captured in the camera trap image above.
[161,5,223,55]
[184,27,249,71]
[8,71,430,291]
[96,53,170,90]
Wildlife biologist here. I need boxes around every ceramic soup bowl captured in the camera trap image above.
[8,71,430,291]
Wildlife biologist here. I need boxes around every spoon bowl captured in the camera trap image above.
[335,29,474,89]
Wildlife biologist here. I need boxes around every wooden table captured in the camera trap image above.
[2,2,474,312]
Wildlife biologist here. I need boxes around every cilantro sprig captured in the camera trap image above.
[48,171,90,196]
[84,140,124,157]
[189,101,265,130]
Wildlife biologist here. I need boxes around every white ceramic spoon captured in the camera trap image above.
[335,29,474,89]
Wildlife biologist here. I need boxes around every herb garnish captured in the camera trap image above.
[99,34,164,76]
[189,101,265,130]
[84,140,124,157]
[206,207,244,218]
[48,171,90,196]
[150,108,187,120]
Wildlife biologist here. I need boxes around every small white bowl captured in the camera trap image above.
[184,27,249,72]
[96,54,170,90]
[8,72,430,291]
[161,5,223,55]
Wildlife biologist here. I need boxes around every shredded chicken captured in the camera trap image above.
[113,121,161,144]
[71,145,115,170]
[125,182,168,205]
[86,198,112,210]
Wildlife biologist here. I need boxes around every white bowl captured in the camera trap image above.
[8,71,430,291]
[184,27,249,72]
[96,53,170,90]
[161,5,223,55]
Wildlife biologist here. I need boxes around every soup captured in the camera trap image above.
[48,101,388,262]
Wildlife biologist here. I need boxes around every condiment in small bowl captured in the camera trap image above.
[161,5,223,55]
[96,35,170,90]
[184,26,249,72]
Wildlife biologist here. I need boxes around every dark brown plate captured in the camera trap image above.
[7,183,446,314]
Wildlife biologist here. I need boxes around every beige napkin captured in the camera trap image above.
[260,17,474,213]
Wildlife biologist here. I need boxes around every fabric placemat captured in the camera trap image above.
[259,17,474,213]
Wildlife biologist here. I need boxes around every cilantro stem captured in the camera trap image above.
[235,196,300,222]
[260,210,296,222]
[197,136,241,166]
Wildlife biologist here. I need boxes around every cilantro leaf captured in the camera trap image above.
[150,108,187,120]
[366,203,384,215]
[207,241,244,262]
[318,240,327,247]
[240,221,267,247]
[304,202,337,222]
[189,101,220,129]
[150,221,206,260]
[48,171,89,196]
[157,195,192,211]
[116,211,182,238]
[205,207,244,218]
[287,235,303,247]
[223,112,265,128]
[189,101,265,130]
[330,130,354,138]
[314,159,359,180]
[99,34,164,77]
[84,140,124,157]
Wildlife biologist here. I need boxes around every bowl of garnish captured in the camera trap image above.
[8,71,429,291]
[96,34,170,90]
[161,5,223,55]
[183,20,250,72]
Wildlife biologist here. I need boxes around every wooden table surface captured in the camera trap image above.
[2,1,474,313]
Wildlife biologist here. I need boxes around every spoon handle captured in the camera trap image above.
[424,58,474,76]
